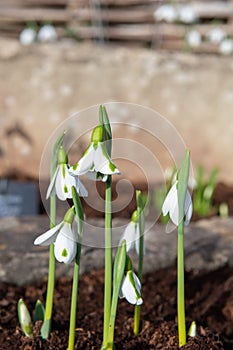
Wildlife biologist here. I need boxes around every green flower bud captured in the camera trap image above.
[91,125,103,143]
[131,210,139,224]
[63,206,75,224]
[57,146,68,165]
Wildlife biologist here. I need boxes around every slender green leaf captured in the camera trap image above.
[51,130,66,177]
[18,299,33,337]
[33,300,45,322]
[99,105,112,156]
[113,240,126,288]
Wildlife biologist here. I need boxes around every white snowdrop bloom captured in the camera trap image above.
[220,38,233,55]
[179,5,198,24]
[207,28,226,44]
[162,181,193,226]
[120,270,143,305]
[69,125,120,181]
[154,4,178,23]
[119,210,145,255]
[37,24,57,42]
[19,28,36,45]
[186,30,201,48]
[46,146,87,200]
[34,207,77,264]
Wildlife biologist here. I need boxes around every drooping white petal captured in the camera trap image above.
[184,190,193,225]
[86,171,108,182]
[94,143,120,175]
[120,222,136,252]
[70,144,95,176]
[169,202,179,226]
[46,167,59,200]
[162,182,178,217]
[54,223,77,264]
[55,165,71,200]
[34,222,63,246]
[75,177,88,197]
[121,272,142,305]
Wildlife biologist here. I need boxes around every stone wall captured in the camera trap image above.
[1,38,233,184]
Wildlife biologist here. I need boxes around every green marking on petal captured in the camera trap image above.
[72,163,78,171]
[64,185,68,193]
[109,162,116,172]
[61,248,68,257]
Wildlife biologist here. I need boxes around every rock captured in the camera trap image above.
[0,215,233,285]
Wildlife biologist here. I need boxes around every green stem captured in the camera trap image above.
[103,176,112,347]
[106,287,118,349]
[41,195,56,339]
[67,258,80,350]
[134,191,144,336]
[177,221,186,347]
[68,187,84,350]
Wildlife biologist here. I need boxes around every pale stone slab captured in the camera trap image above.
[0,216,232,285]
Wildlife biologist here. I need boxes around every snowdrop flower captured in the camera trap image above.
[69,125,120,181]
[179,5,198,24]
[220,38,233,55]
[38,24,57,42]
[46,145,87,201]
[186,30,201,48]
[162,181,192,226]
[207,28,226,44]
[19,28,36,45]
[34,207,77,264]
[120,210,145,255]
[120,269,143,305]
[154,4,178,23]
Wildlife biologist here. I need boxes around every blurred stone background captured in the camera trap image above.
[0,39,233,183]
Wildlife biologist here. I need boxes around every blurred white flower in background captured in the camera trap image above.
[179,5,198,24]
[186,30,201,48]
[154,4,178,23]
[19,28,36,45]
[220,38,233,55]
[37,24,57,42]
[207,27,226,44]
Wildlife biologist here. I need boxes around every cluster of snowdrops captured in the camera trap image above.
[18,106,193,349]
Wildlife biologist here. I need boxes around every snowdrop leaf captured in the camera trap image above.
[18,298,33,337]
[72,186,84,263]
[33,300,45,322]
[51,130,66,178]
[99,105,112,156]
[113,240,126,289]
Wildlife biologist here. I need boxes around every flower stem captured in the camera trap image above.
[106,241,126,350]
[134,191,144,336]
[67,187,84,350]
[103,176,112,348]
[41,194,56,339]
[177,221,186,347]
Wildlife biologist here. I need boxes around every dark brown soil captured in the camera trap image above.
[1,265,233,349]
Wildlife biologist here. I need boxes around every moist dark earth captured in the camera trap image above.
[1,265,233,349]
[1,179,233,349]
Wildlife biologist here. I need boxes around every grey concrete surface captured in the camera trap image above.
[0,215,232,285]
